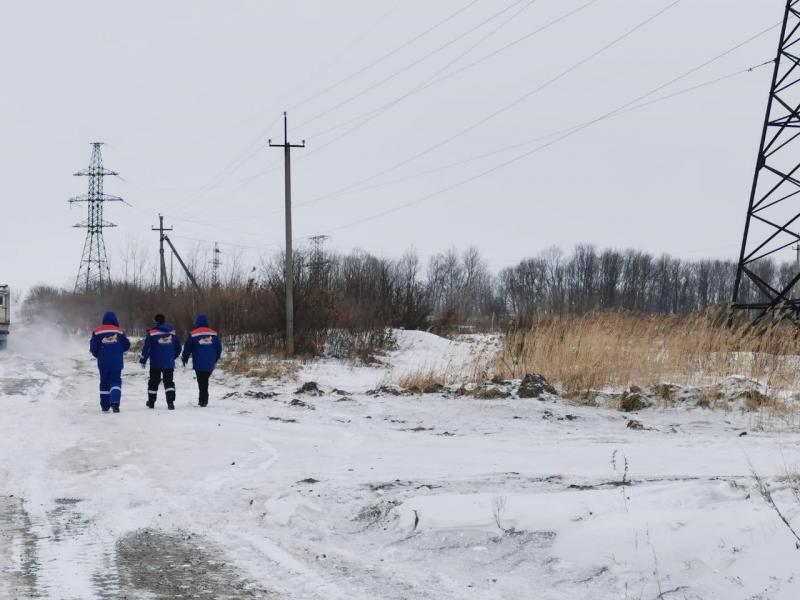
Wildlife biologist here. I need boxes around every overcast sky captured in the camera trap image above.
[0,0,788,293]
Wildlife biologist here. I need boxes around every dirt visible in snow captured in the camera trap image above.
[115,529,277,599]
[0,496,39,598]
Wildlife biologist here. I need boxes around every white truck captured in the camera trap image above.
[0,285,9,349]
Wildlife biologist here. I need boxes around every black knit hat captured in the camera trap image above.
[154,314,165,325]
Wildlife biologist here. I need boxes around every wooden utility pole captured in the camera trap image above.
[269,112,305,356]
[152,214,173,293]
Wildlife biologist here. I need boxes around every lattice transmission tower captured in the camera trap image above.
[69,143,123,293]
[211,242,222,288]
[732,0,800,321]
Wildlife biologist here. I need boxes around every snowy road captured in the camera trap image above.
[2,328,800,599]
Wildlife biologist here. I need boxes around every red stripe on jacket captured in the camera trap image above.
[191,327,218,337]
[94,325,124,334]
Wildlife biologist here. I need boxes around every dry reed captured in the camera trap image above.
[494,310,800,396]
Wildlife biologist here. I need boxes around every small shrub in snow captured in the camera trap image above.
[393,369,447,394]
[517,373,556,399]
[619,388,650,412]
[366,385,407,397]
[471,385,512,400]
[295,381,322,396]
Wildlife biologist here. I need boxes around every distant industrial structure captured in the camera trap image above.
[0,284,9,349]
[69,143,122,293]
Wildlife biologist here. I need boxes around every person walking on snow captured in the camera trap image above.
[90,311,131,413]
[140,314,182,410]
[181,314,223,407]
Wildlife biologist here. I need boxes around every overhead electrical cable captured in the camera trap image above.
[169,0,535,220]
[281,0,406,105]
[311,58,778,201]
[294,0,682,211]
[301,0,603,143]
[166,115,282,216]
[316,23,780,235]
[167,0,485,217]
[169,233,280,251]
[289,0,543,166]
[216,57,771,226]
[160,19,778,228]
[178,0,546,203]
[161,0,538,223]
[296,0,531,130]
[288,0,484,112]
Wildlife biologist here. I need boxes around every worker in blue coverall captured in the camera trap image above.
[181,314,223,407]
[89,311,131,413]
[139,314,182,410]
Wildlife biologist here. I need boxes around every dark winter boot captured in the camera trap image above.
[112,406,120,413]
[146,400,155,409]
[199,401,207,407]
[167,401,175,410]
[102,408,110,413]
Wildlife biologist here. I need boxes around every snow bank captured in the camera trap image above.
[386,329,496,378]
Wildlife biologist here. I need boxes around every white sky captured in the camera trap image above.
[0,0,788,292]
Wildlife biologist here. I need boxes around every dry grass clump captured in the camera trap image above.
[392,364,477,392]
[494,310,800,396]
[394,369,449,393]
[217,350,299,381]
[778,466,800,485]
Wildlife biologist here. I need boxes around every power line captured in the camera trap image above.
[170,0,575,213]
[136,4,776,238]
[154,0,584,222]
[301,0,603,143]
[296,0,679,211]
[185,54,775,228]
[317,59,776,201]
[166,114,283,216]
[286,0,543,169]
[317,34,778,235]
[146,17,778,233]
[169,233,279,251]
[165,2,484,219]
[404,0,539,93]
[168,0,538,215]
[296,0,531,130]
[160,3,414,214]
[122,197,275,241]
[288,0,484,113]
[283,0,406,105]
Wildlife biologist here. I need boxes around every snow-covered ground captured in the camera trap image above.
[2,327,800,599]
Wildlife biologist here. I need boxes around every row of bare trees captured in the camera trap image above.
[499,245,793,318]
[23,242,794,348]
